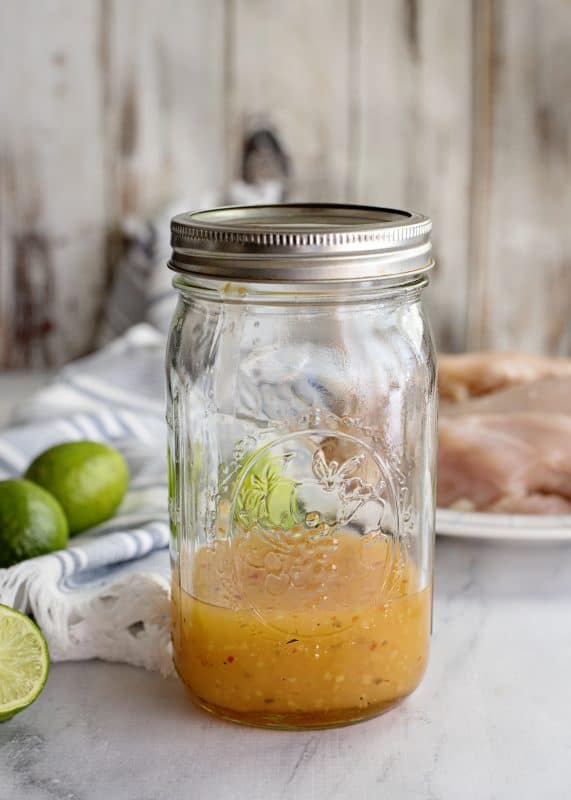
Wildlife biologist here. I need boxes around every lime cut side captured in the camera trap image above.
[0,604,49,721]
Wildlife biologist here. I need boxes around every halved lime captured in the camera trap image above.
[0,604,49,721]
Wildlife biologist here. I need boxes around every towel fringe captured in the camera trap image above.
[0,563,174,676]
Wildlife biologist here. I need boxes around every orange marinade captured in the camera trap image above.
[172,527,430,728]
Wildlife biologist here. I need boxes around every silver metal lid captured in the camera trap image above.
[169,203,433,282]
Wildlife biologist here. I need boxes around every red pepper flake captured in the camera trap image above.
[369,642,377,651]
[227,655,235,663]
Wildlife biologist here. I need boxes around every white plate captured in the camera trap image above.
[436,508,571,541]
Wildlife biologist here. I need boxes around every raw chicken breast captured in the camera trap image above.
[438,413,571,514]
[440,376,571,418]
[439,353,571,402]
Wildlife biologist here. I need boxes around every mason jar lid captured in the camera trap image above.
[169,203,433,282]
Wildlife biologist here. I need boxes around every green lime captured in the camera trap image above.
[25,441,129,536]
[234,451,303,530]
[0,480,69,568]
[0,604,50,721]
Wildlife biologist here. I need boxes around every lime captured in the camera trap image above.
[0,604,50,721]
[25,441,129,535]
[0,480,69,568]
[234,451,303,530]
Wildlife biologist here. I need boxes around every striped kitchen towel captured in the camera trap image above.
[0,324,173,674]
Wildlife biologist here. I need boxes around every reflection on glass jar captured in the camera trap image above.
[167,204,437,729]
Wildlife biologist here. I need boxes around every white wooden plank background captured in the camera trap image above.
[353,0,472,351]
[0,0,106,367]
[104,0,226,220]
[471,0,571,355]
[0,0,569,366]
[230,0,352,201]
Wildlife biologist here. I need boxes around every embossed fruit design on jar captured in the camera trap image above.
[167,204,437,728]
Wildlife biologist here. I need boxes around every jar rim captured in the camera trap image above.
[172,272,429,306]
[169,203,433,282]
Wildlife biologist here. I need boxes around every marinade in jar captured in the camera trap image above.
[172,527,430,729]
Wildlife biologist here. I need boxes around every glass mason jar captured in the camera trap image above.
[166,204,437,729]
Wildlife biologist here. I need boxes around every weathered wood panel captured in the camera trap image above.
[0,0,106,367]
[468,0,571,354]
[104,0,226,220]
[352,0,473,352]
[0,0,226,367]
[229,0,352,201]
[1,0,569,367]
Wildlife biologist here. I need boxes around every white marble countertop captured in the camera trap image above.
[1,374,570,799]
[1,538,569,799]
